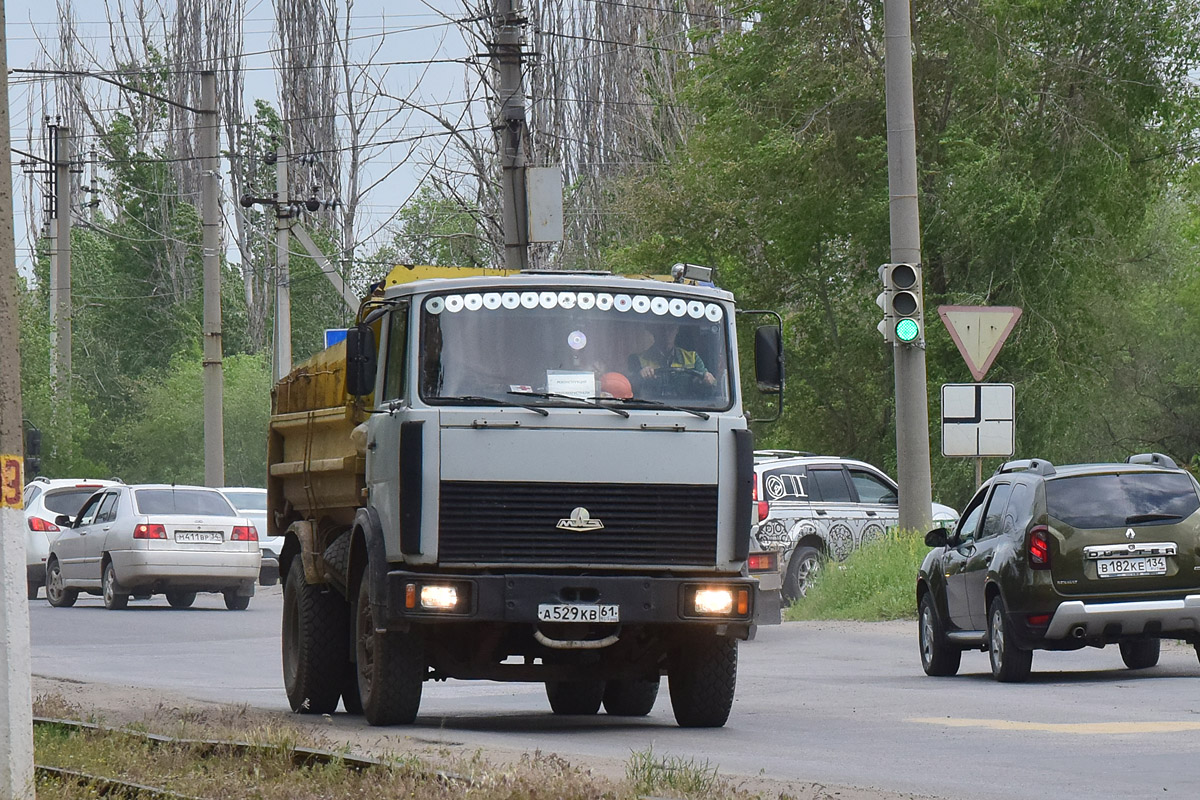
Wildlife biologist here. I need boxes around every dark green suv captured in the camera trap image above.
[917,453,1200,682]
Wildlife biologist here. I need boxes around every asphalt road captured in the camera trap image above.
[29,587,1200,799]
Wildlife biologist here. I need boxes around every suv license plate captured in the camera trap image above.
[1096,556,1167,578]
[537,604,619,623]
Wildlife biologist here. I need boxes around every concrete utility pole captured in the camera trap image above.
[0,4,38,796]
[494,0,530,270]
[53,123,72,400]
[883,0,933,532]
[274,142,292,383]
[200,71,224,487]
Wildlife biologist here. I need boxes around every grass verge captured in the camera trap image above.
[31,693,781,800]
[785,529,925,622]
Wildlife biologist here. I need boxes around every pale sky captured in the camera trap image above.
[4,0,477,278]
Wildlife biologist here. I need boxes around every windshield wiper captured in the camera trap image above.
[1124,513,1183,524]
[508,390,629,417]
[438,394,549,416]
[601,395,710,420]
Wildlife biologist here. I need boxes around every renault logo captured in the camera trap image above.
[1126,528,1137,540]
[556,507,604,531]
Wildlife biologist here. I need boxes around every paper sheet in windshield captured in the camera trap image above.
[546,370,595,399]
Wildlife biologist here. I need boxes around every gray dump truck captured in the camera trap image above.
[268,265,782,728]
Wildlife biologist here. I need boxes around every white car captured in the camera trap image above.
[752,451,958,603]
[22,477,121,599]
[219,487,280,585]
[46,484,261,610]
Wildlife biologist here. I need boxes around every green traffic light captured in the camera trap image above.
[895,318,920,343]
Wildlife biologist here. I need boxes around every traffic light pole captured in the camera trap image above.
[883,0,933,532]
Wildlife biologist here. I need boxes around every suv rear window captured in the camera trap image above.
[134,489,235,516]
[1046,472,1200,529]
[44,488,104,516]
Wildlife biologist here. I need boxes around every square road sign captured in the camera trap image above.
[942,383,1015,458]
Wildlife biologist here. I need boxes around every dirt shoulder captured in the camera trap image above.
[32,673,944,800]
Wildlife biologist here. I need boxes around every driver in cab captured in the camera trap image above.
[628,323,717,390]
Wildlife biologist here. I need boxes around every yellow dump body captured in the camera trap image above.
[267,338,369,537]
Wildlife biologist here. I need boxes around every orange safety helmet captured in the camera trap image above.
[600,371,633,399]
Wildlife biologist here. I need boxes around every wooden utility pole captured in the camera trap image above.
[0,2,37,795]
[200,71,224,487]
[883,0,933,532]
[274,142,292,382]
[494,0,530,270]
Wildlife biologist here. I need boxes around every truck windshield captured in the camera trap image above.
[418,289,733,410]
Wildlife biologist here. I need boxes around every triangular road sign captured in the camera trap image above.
[937,306,1022,381]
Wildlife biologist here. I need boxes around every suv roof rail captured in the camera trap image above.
[1124,452,1178,469]
[754,449,815,458]
[996,458,1056,477]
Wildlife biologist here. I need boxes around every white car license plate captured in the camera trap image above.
[1096,556,1167,578]
[175,530,223,544]
[537,604,619,623]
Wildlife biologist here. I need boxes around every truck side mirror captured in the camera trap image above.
[754,325,784,393]
[345,324,378,397]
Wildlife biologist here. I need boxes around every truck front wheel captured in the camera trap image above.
[602,678,659,716]
[282,555,347,714]
[668,633,737,728]
[545,680,605,715]
[355,573,424,725]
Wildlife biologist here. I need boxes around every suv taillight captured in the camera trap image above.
[231,526,258,541]
[752,481,768,522]
[28,516,60,532]
[134,524,167,540]
[1028,525,1051,569]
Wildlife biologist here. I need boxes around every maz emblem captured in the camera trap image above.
[557,507,604,531]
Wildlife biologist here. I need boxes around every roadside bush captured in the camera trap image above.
[785,529,926,622]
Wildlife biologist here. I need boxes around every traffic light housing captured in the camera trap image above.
[877,262,924,346]
[24,424,42,478]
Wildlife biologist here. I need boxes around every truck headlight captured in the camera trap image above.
[420,585,459,610]
[694,588,734,615]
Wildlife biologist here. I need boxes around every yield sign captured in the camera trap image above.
[937,306,1022,381]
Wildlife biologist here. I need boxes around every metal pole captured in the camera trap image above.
[884,0,933,532]
[0,3,38,794]
[494,0,529,270]
[274,142,292,382]
[54,124,72,404]
[200,71,224,487]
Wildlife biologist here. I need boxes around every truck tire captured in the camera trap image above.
[602,678,659,716]
[545,680,605,715]
[1119,639,1160,670]
[355,572,424,725]
[668,633,737,728]
[282,554,347,714]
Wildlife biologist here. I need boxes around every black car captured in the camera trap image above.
[917,453,1200,682]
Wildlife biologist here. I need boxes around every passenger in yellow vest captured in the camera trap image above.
[629,324,717,389]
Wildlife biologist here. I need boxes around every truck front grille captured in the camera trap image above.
[438,481,718,566]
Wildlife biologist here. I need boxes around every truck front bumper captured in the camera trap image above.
[382,571,756,636]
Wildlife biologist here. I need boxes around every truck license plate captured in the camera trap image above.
[537,604,619,623]
[1096,556,1167,578]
